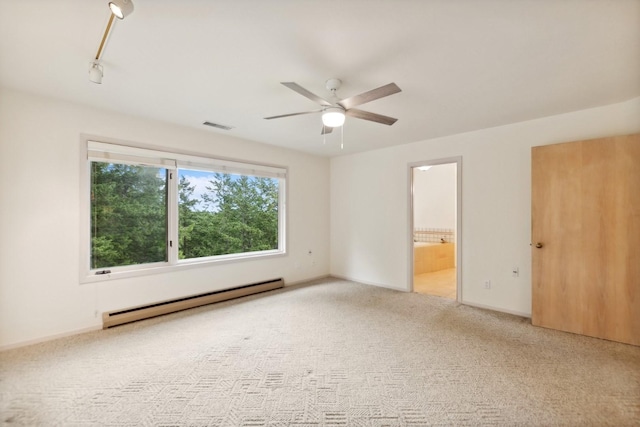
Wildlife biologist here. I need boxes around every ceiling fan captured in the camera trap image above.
[265,78,401,134]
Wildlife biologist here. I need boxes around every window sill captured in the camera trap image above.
[81,250,286,284]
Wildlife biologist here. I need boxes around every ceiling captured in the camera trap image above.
[1,0,638,157]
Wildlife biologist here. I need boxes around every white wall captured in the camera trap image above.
[330,97,640,316]
[0,87,330,349]
[413,164,456,230]
[2,89,638,349]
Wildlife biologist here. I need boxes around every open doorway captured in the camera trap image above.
[409,158,461,300]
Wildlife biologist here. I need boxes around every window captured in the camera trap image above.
[82,139,286,281]
[91,162,169,269]
[178,168,279,260]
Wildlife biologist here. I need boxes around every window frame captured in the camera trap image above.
[79,135,287,283]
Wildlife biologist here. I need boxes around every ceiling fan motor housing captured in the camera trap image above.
[325,78,342,92]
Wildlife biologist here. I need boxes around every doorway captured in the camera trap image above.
[409,158,461,300]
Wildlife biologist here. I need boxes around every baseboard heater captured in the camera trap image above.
[102,278,284,329]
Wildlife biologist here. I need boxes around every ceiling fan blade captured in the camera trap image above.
[321,125,334,135]
[281,82,332,106]
[337,83,401,110]
[346,108,398,126]
[264,109,322,120]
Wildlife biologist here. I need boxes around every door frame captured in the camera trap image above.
[407,156,462,301]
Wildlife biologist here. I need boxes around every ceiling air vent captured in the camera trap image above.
[202,121,234,131]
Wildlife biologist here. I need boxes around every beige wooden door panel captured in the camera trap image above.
[532,134,640,346]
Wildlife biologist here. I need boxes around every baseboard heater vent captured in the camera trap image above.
[102,278,284,329]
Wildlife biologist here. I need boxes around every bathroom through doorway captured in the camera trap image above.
[409,158,461,300]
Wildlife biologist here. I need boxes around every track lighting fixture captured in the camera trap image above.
[89,61,104,84]
[108,0,134,19]
[88,0,134,84]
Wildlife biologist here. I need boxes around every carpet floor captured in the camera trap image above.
[1,278,639,426]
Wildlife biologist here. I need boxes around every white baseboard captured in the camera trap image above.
[329,274,407,292]
[0,325,102,352]
[460,300,531,318]
[329,274,532,318]
[286,274,332,287]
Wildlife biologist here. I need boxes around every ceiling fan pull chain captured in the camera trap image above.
[341,123,344,150]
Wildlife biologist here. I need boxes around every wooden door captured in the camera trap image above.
[531,133,640,346]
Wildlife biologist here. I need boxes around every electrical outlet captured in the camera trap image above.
[483,279,491,289]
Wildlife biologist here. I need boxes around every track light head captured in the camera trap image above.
[109,0,134,19]
[89,61,103,84]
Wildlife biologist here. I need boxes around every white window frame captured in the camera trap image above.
[79,135,287,283]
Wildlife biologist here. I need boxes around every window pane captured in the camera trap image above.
[178,169,279,259]
[91,162,168,269]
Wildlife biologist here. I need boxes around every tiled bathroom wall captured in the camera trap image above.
[414,228,455,243]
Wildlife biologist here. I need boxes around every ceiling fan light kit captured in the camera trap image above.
[322,107,346,128]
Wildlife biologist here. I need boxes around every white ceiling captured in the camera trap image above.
[1,0,639,157]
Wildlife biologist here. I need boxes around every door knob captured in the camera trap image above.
[535,242,543,248]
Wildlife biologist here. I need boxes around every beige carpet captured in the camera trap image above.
[1,278,639,426]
